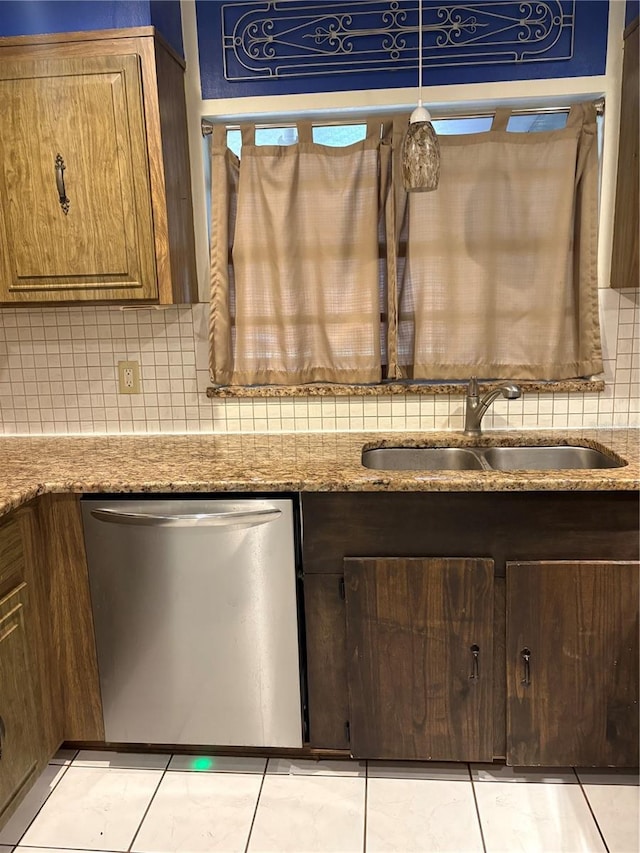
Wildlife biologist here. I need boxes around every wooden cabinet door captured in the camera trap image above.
[506,561,639,767]
[0,584,39,819]
[344,557,494,761]
[0,54,156,303]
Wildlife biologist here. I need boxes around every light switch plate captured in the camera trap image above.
[118,360,141,394]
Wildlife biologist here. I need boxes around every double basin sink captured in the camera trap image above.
[362,444,625,472]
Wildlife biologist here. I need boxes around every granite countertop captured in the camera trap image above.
[0,428,638,518]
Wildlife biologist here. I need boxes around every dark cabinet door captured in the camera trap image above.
[344,557,494,761]
[303,574,350,749]
[506,561,639,767]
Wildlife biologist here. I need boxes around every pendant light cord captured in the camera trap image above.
[409,0,431,122]
[418,0,423,107]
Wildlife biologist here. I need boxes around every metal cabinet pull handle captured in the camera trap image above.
[469,644,480,679]
[521,647,532,685]
[90,506,281,529]
[55,154,70,215]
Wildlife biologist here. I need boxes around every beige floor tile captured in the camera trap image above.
[367,777,483,852]
[0,765,68,846]
[474,779,606,852]
[73,750,170,771]
[368,761,470,781]
[132,770,262,852]
[576,767,639,786]
[582,783,640,853]
[267,757,365,776]
[167,754,266,774]
[248,774,365,852]
[20,767,162,852]
[471,763,577,783]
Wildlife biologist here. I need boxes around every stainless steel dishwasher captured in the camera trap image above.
[81,496,303,748]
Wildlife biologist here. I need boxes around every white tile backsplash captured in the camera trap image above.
[0,289,638,436]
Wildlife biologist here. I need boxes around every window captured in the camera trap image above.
[207,104,602,387]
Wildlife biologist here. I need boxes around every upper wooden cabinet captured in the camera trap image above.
[611,17,639,289]
[0,28,198,305]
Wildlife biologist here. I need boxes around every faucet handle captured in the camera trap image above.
[467,376,479,397]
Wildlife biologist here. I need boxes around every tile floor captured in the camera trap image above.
[0,750,637,853]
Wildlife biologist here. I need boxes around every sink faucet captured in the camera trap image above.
[463,376,522,436]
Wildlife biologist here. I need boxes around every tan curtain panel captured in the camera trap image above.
[210,103,602,387]
[395,103,603,381]
[210,122,384,386]
[209,125,239,386]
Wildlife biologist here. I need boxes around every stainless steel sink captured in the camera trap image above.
[362,444,625,472]
[362,447,485,471]
[480,445,622,470]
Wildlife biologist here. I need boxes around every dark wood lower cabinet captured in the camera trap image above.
[506,560,639,767]
[303,574,350,750]
[302,492,640,765]
[344,557,494,761]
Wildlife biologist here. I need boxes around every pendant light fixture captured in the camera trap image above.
[401,0,440,192]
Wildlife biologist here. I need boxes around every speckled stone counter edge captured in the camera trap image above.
[0,428,637,519]
[207,379,605,398]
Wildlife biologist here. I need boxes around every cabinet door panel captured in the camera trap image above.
[0,54,156,301]
[304,574,349,749]
[345,557,494,761]
[507,561,639,767]
[0,586,38,819]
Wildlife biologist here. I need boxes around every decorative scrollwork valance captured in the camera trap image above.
[220,1,575,82]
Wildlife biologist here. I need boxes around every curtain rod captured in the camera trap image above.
[201,98,604,136]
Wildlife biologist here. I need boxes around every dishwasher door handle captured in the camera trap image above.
[89,506,282,529]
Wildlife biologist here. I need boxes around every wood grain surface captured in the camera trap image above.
[302,491,639,752]
[506,560,640,766]
[40,494,104,742]
[303,574,350,750]
[344,557,494,761]
[0,30,197,305]
[611,17,639,290]
[0,585,39,821]
[0,54,156,301]
[17,504,64,761]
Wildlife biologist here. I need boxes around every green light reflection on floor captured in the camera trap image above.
[191,756,214,771]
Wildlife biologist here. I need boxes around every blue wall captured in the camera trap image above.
[196,0,610,101]
[0,1,619,98]
[150,0,183,56]
[626,0,639,26]
[0,0,184,55]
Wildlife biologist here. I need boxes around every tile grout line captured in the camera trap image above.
[573,768,611,853]
[126,758,171,853]
[468,764,488,853]
[11,760,73,848]
[243,758,268,853]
